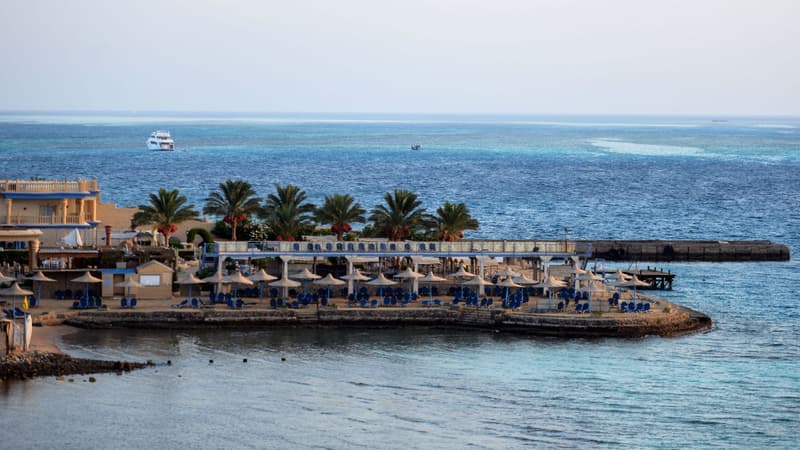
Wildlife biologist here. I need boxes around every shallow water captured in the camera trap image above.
[0,113,798,448]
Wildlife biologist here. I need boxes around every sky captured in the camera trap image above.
[1,0,798,115]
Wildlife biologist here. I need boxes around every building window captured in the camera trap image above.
[139,274,161,286]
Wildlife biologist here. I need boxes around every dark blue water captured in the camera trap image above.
[1,112,798,448]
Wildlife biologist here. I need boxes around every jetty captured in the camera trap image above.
[582,240,789,262]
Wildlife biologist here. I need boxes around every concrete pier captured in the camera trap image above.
[582,240,790,262]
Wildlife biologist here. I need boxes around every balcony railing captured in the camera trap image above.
[0,179,99,193]
[207,239,581,256]
[1,214,89,225]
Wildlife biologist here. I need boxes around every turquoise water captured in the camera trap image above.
[0,113,798,448]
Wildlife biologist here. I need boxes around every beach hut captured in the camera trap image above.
[134,260,174,300]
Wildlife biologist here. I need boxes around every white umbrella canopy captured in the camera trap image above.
[497,278,523,289]
[0,282,34,297]
[224,272,255,286]
[313,273,346,287]
[248,269,277,283]
[26,271,56,283]
[340,269,371,281]
[463,276,494,287]
[269,277,301,288]
[71,271,102,284]
[115,279,143,288]
[610,269,632,281]
[365,273,398,286]
[291,268,322,280]
[418,271,447,283]
[512,273,538,285]
[0,272,15,283]
[177,273,205,285]
[449,267,475,278]
[116,278,143,299]
[393,267,423,279]
[201,270,229,284]
[494,267,519,278]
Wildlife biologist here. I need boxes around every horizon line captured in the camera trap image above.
[1,109,799,119]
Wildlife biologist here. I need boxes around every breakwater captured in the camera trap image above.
[582,240,789,262]
[63,304,712,338]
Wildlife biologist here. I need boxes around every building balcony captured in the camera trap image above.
[0,214,92,226]
[0,179,99,194]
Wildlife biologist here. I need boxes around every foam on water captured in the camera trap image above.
[589,138,705,156]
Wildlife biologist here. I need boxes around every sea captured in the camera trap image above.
[0,112,798,449]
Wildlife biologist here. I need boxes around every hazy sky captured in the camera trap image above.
[1,0,798,115]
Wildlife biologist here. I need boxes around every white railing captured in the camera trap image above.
[0,179,98,193]
[1,214,89,225]
[210,239,578,255]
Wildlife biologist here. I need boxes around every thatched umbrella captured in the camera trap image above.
[269,276,301,304]
[365,273,397,298]
[26,271,56,304]
[71,271,102,301]
[533,276,567,310]
[0,282,34,321]
[291,268,321,295]
[313,274,346,302]
[418,271,447,303]
[249,269,277,303]
[176,273,205,302]
[224,271,254,303]
[393,267,423,295]
[115,278,143,300]
[341,268,371,298]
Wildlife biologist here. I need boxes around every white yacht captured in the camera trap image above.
[147,131,175,151]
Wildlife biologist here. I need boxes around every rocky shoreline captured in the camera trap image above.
[0,351,148,381]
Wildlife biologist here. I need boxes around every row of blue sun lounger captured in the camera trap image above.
[71,297,103,309]
[3,307,26,319]
[119,297,138,308]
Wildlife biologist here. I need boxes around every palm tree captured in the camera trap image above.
[314,193,366,240]
[435,201,479,241]
[261,184,315,240]
[368,189,428,240]
[203,179,261,241]
[133,188,199,246]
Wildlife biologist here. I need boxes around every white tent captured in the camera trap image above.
[61,229,83,247]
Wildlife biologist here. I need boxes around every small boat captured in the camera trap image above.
[147,131,175,151]
[411,144,421,151]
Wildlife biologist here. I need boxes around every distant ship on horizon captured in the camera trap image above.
[411,144,421,151]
